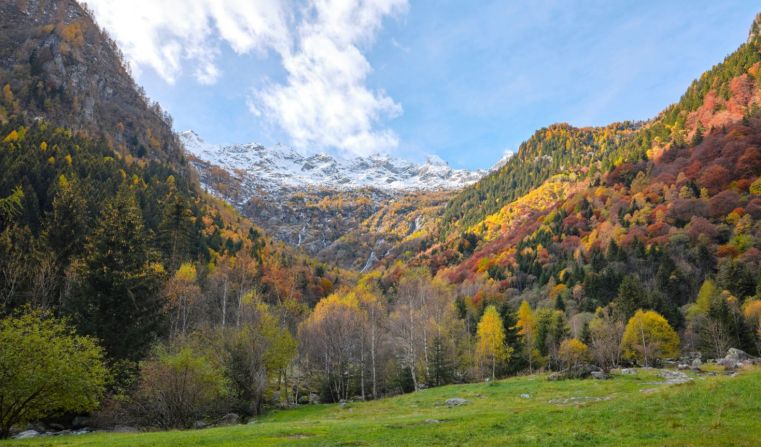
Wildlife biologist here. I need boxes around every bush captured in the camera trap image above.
[0,310,107,438]
[133,345,228,429]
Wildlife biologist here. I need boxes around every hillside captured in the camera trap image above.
[0,0,334,366]
[5,367,761,446]
[402,19,761,330]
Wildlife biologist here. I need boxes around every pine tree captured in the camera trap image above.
[72,187,166,360]
[159,176,194,269]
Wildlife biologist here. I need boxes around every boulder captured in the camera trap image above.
[691,358,702,369]
[308,393,320,405]
[215,413,240,426]
[193,421,209,430]
[549,364,602,380]
[677,363,689,370]
[14,430,40,440]
[445,398,469,407]
[658,370,691,384]
[718,348,754,369]
[620,368,637,375]
[591,371,609,380]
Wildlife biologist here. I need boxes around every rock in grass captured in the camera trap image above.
[620,368,637,375]
[591,371,609,380]
[14,430,40,439]
[445,398,469,407]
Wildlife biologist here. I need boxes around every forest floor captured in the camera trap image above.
[4,366,761,447]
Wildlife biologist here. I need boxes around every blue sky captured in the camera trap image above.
[85,0,759,170]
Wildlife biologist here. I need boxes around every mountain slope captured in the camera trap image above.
[181,131,485,269]
[405,22,761,333]
[0,0,335,356]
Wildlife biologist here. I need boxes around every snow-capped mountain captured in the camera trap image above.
[180,130,484,194]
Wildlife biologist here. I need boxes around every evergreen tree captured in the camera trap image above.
[72,187,166,361]
[159,176,194,270]
[613,275,648,321]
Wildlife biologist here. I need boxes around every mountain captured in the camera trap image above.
[180,130,484,197]
[180,130,485,269]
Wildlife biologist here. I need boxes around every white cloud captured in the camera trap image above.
[82,0,407,156]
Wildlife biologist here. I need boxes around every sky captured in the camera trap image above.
[81,0,759,170]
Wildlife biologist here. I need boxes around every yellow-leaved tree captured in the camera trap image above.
[622,310,680,366]
[477,305,510,380]
[515,300,538,373]
[558,338,589,369]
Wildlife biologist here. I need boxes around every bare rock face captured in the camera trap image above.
[749,12,761,44]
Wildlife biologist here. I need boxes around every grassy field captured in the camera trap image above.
[4,367,761,447]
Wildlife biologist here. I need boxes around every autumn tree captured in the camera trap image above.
[0,310,107,438]
[476,305,510,380]
[164,263,202,338]
[558,338,589,369]
[588,307,624,371]
[515,300,538,372]
[299,293,362,402]
[622,310,680,366]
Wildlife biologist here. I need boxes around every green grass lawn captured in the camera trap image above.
[4,367,761,447]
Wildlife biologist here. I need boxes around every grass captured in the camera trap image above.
[4,367,761,447]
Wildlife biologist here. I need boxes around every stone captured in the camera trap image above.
[691,358,702,369]
[14,430,40,439]
[445,398,469,407]
[308,393,320,404]
[658,370,692,385]
[425,419,441,424]
[677,363,689,370]
[193,421,209,430]
[620,368,637,375]
[718,348,754,369]
[520,393,531,399]
[112,426,139,433]
[216,413,240,426]
[591,371,609,380]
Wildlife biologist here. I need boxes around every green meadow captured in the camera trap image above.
[4,367,761,447]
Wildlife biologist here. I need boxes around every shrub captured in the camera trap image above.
[0,310,107,438]
[134,345,228,429]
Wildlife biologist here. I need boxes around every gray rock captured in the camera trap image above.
[548,364,602,380]
[14,430,40,439]
[520,393,531,399]
[445,398,469,407]
[677,363,689,370]
[193,421,209,430]
[591,371,609,380]
[216,413,240,426]
[620,368,637,375]
[691,358,702,369]
[658,370,691,384]
[308,393,320,404]
[112,426,139,433]
[718,348,754,369]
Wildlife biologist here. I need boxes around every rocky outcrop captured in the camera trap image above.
[749,12,761,44]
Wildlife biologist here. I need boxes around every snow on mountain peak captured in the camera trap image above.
[180,131,485,194]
